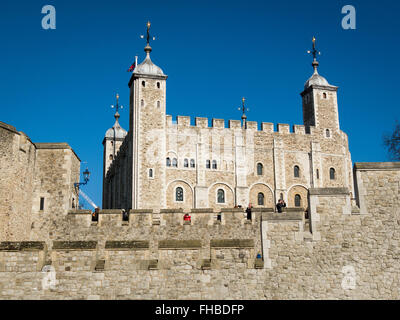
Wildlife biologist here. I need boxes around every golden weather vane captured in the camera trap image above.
[141,21,156,48]
[238,97,249,128]
[307,36,321,61]
[111,93,123,114]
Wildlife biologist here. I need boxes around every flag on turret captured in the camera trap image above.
[127,62,136,72]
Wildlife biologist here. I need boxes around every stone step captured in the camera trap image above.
[303,232,313,242]
[304,220,311,232]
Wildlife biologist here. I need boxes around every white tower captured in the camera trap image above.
[128,21,168,210]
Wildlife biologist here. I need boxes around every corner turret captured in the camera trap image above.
[301,37,340,132]
[102,94,127,178]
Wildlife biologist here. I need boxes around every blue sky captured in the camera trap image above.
[1,0,399,208]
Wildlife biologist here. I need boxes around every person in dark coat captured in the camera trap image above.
[246,203,253,220]
[276,199,286,213]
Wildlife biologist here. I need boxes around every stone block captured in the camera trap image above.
[148,259,158,270]
[201,259,211,270]
[105,241,149,250]
[254,258,264,269]
[261,122,274,133]
[195,117,208,128]
[0,242,45,251]
[228,120,241,129]
[210,239,254,248]
[212,119,225,128]
[246,121,258,130]
[95,260,105,271]
[52,241,97,250]
[158,240,202,249]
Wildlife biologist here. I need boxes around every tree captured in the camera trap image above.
[384,121,400,160]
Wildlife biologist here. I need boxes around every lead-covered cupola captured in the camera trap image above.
[105,93,127,140]
[133,43,166,77]
[131,21,167,79]
[304,37,336,90]
[105,111,127,140]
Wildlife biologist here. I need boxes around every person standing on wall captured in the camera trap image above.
[276,199,286,213]
[246,203,253,220]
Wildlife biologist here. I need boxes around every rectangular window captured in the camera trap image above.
[40,197,45,211]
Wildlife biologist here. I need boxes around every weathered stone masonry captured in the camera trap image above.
[0,163,399,299]
[102,40,354,213]
[0,121,80,242]
[1,35,399,299]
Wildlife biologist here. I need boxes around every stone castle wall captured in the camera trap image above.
[29,144,81,241]
[0,163,399,299]
[0,122,36,241]
[0,122,81,242]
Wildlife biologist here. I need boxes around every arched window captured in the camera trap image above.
[190,159,195,168]
[323,92,327,99]
[257,163,263,175]
[330,168,336,180]
[206,160,211,169]
[326,129,330,138]
[280,193,284,200]
[166,157,171,167]
[295,194,301,207]
[294,165,300,178]
[212,160,217,169]
[149,169,153,178]
[172,158,178,167]
[217,189,225,203]
[184,159,189,168]
[176,187,183,202]
[258,193,264,206]
[316,169,320,179]
[142,81,146,87]
[157,82,160,89]
[109,155,113,161]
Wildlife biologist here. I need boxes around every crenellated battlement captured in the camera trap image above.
[165,115,317,136]
[67,207,303,228]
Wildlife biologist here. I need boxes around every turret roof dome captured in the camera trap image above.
[105,112,127,140]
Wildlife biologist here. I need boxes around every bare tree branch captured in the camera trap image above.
[384,120,400,160]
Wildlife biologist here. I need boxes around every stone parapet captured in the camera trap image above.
[262,212,303,221]
[129,209,153,214]
[309,187,350,196]
[162,116,321,136]
[0,121,19,134]
[354,162,400,171]
[68,210,92,215]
